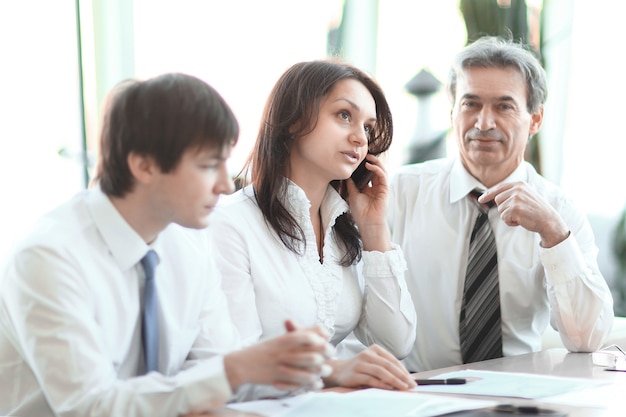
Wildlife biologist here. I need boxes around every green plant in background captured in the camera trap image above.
[460,0,529,45]
[612,209,626,316]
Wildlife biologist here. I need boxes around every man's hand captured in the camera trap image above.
[480,182,570,248]
[323,344,416,391]
[224,320,334,391]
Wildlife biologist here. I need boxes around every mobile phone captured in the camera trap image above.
[351,157,374,190]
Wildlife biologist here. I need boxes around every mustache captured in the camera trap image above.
[466,128,505,141]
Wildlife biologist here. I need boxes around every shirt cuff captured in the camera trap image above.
[539,233,587,285]
[182,356,234,413]
[361,242,408,277]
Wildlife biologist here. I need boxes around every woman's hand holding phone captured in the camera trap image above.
[346,154,392,252]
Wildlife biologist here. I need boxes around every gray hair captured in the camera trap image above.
[447,36,547,113]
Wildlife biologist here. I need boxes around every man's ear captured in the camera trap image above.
[127,152,158,185]
[529,106,544,136]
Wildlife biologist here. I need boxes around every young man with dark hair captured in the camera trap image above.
[0,73,332,417]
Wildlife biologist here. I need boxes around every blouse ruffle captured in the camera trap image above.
[282,180,348,336]
[280,179,408,338]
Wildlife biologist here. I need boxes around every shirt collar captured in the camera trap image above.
[320,184,350,230]
[449,159,529,204]
[86,186,153,271]
[280,179,349,228]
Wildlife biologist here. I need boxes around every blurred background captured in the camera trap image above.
[2,0,626,313]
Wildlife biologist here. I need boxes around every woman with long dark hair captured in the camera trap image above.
[211,60,417,393]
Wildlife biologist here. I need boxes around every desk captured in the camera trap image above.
[188,349,626,417]
[413,348,626,416]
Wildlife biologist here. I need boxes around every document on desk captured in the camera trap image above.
[413,369,608,398]
[226,393,313,417]
[227,389,496,417]
[541,381,625,408]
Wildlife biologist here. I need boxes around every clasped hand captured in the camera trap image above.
[224,320,335,392]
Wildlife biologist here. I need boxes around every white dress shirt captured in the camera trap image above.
[0,187,241,417]
[209,181,416,357]
[388,158,614,372]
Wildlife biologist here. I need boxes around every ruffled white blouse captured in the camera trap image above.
[209,180,416,358]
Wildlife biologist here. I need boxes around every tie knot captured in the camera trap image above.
[469,189,495,211]
[141,250,158,280]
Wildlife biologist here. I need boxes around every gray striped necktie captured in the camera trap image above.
[459,190,503,363]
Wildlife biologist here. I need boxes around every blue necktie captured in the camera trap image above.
[140,250,159,373]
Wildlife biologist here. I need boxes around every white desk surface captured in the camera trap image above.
[188,348,625,417]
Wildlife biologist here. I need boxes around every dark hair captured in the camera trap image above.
[447,36,547,113]
[95,72,239,197]
[243,60,393,266]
